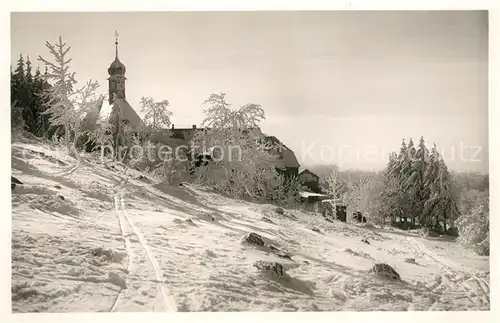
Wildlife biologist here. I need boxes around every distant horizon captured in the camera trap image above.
[10,11,489,173]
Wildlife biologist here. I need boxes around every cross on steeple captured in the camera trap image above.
[114,30,119,59]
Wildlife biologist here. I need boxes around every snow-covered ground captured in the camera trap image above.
[11,136,490,312]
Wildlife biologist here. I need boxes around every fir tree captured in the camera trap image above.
[11,54,28,132]
[38,36,77,153]
[25,56,33,84]
[13,54,25,84]
[435,157,460,232]
[23,56,38,133]
[403,136,430,226]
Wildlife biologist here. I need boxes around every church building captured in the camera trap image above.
[88,33,301,179]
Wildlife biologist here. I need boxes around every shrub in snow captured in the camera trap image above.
[455,196,489,256]
[274,207,284,215]
[369,263,401,281]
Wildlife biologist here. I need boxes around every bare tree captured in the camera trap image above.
[192,93,299,204]
[140,96,172,131]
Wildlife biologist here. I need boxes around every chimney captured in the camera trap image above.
[192,124,197,129]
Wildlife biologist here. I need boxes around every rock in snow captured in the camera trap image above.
[108,271,127,289]
[12,176,23,190]
[254,260,286,277]
[369,263,401,281]
[242,232,265,247]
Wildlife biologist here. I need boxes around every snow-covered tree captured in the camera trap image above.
[37,36,77,153]
[25,56,33,84]
[382,138,459,232]
[402,136,430,226]
[71,80,103,148]
[13,54,25,84]
[456,192,489,255]
[418,146,459,232]
[191,93,298,204]
[86,115,115,159]
[140,96,173,131]
[343,173,398,225]
[11,100,24,134]
[324,168,339,197]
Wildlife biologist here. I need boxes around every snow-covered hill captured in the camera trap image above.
[11,136,490,312]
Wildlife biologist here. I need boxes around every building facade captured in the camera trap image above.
[298,169,321,193]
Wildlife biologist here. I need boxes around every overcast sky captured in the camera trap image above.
[10,11,488,172]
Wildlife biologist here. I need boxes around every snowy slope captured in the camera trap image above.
[11,137,490,312]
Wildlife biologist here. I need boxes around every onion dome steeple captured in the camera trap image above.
[108,31,127,104]
[108,31,126,76]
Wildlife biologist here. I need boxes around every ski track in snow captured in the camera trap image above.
[111,178,177,312]
[50,161,80,177]
[110,185,133,312]
[409,237,490,307]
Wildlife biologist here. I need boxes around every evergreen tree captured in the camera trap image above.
[403,136,430,226]
[382,138,459,232]
[383,140,409,224]
[25,56,33,84]
[23,56,38,133]
[419,144,460,232]
[421,144,440,226]
[11,54,58,137]
[13,54,25,84]
[38,66,57,138]
[435,157,460,232]
[11,54,28,132]
[38,36,77,153]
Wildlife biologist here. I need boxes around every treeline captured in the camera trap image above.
[311,138,489,255]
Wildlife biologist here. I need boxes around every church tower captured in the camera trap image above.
[105,31,144,132]
[107,32,126,104]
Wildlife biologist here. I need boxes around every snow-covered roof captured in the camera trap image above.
[97,99,144,131]
[99,100,112,120]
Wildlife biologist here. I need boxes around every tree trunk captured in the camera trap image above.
[443,211,447,233]
[65,104,70,153]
